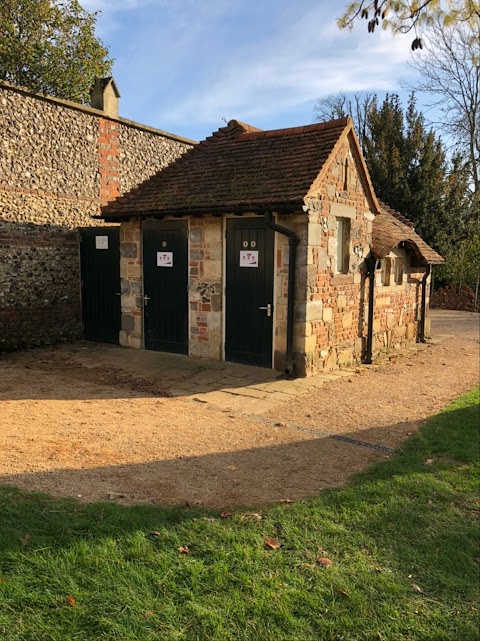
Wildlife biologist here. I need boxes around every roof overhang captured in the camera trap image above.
[97,201,301,222]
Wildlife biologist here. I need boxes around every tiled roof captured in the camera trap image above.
[101,117,350,218]
[378,200,415,228]
[372,206,443,264]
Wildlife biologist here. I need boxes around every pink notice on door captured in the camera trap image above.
[239,250,259,267]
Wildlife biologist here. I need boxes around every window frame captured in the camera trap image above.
[335,217,350,274]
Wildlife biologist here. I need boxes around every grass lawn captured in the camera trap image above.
[0,388,479,641]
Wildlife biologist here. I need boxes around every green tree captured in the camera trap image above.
[363,93,414,217]
[0,0,113,104]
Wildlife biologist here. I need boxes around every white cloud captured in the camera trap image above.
[154,5,416,129]
[80,0,420,137]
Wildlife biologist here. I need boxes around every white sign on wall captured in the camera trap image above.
[157,251,173,267]
[95,235,109,250]
[239,250,259,267]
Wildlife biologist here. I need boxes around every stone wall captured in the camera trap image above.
[0,81,193,350]
[296,132,428,375]
[118,221,143,349]
[0,221,80,348]
[188,218,223,359]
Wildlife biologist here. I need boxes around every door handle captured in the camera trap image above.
[144,295,151,306]
[115,292,121,296]
[259,303,272,317]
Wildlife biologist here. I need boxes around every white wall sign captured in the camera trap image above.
[157,251,173,267]
[240,250,259,267]
[95,235,109,250]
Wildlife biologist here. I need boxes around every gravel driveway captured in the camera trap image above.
[0,310,478,507]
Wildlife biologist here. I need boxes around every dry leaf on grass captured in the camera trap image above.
[220,511,233,518]
[241,512,262,521]
[65,595,76,606]
[411,583,426,595]
[149,530,161,537]
[263,537,281,550]
[316,557,333,566]
[178,546,189,555]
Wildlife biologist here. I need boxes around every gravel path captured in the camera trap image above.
[0,310,477,507]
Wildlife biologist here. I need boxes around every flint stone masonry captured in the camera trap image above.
[0,81,194,350]
[0,221,80,348]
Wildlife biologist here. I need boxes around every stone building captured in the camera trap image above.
[100,117,443,376]
[0,79,194,350]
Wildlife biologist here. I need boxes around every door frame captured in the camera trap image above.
[222,214,277,369]
[141,218,189,354]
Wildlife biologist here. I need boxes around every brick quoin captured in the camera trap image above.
[98,117,120,204]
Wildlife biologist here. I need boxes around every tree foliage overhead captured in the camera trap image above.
[0,0,113,104]
[338,1,480,49]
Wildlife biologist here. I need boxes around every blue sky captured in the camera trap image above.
[82,0,420,142]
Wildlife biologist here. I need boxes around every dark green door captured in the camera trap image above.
[226,218,274,367]
[143,221,188,354]
[80,227,121,344]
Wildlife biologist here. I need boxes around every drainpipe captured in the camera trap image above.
[364,255,379,364]
[419,264,431,343]
[264,211,300,377]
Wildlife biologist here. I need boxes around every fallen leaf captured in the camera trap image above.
[225,465,238,471]
[411,583,425,595]
[0,578,7,583]
[264,537,281,550]
[316,557,333,566]
[424,459,434,466]
[149,530,161,537]
[241,512,262,521]
[220,511,233,518]
[178,546,189,555]
[275,421,287,427]
[144,610,156,616]
[65,595,76,606]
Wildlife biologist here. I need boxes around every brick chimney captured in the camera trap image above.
[90,77,121,119]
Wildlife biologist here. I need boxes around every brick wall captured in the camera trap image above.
[296,132,428,375]
[0,82,193,351]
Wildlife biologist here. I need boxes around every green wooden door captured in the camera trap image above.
[225,218,274,367]
[143,221,188,354]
